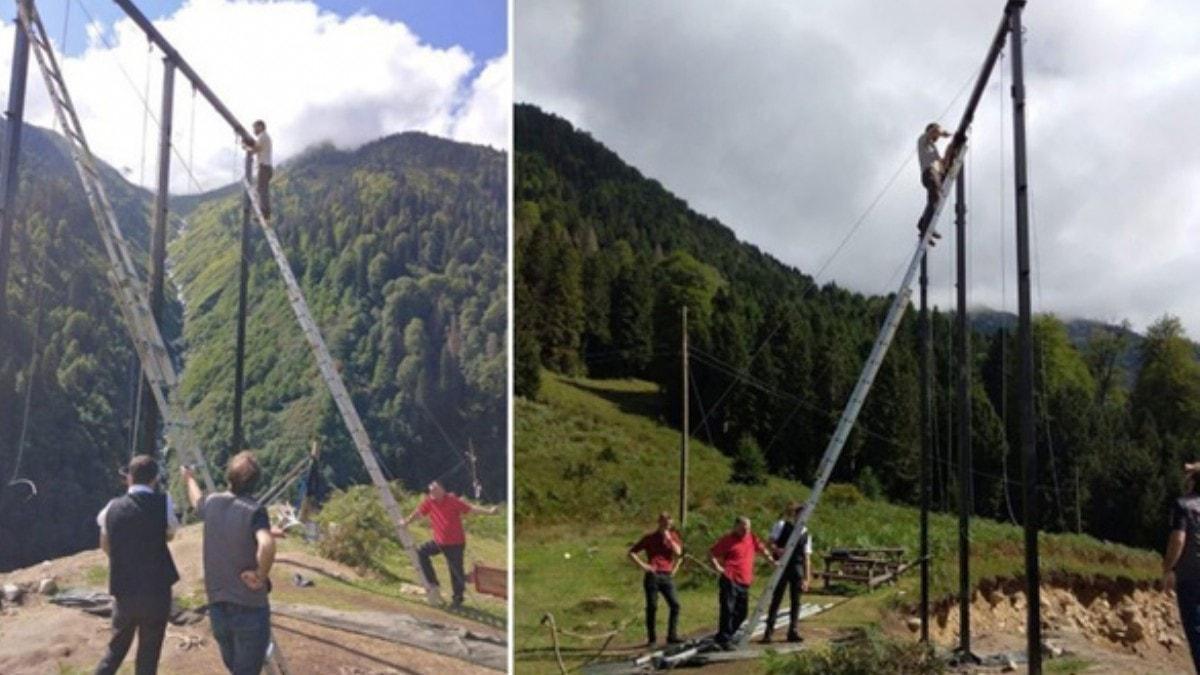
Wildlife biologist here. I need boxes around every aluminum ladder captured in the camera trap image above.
[16,0,215,492]
[735,147,968,646]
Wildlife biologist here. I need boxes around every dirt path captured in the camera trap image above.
[0,524,504,674]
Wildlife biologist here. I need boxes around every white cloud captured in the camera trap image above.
[3,0,508,193]
[452,53,512,149]
[517,0,1200,336]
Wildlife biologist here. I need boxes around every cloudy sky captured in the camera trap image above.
[516,0,1200,336]
[4,0,508,193]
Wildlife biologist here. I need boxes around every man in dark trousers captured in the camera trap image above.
[404,480,498,608]
[709,516,775,650]
[242,120,273,220]
[628,511,684,646]
[1165,462,1200,672]
[94,455,180,675]
[761,503,813,644]
[182,452,275,675]
[917,121,952,244]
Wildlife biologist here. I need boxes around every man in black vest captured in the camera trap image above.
[95,455,180,675]
[761,503,813,644]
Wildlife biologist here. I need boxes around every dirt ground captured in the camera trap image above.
[0,524,504,674]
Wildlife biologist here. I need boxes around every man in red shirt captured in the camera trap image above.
[709,516,774,649]
[404,480,498,608]
[629,512,684,646]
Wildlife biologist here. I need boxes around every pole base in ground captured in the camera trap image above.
[947,648,983,667]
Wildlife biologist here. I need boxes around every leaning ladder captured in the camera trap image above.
[242,180,442,604]
[735,147,968,646]
[16,0,215,492]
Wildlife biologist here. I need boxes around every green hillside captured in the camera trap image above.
[170,132,507,499]
[513,372,1161,672]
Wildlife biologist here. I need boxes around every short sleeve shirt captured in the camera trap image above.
[710,532,763,586]
[918,135,942,173]
[196,492,271,607]
[1171,495,1200,581]
[255,131,273,167]
[419,494,472,546]
[630,530,682,573]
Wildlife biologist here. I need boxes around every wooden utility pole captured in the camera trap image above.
[680,305,689,526]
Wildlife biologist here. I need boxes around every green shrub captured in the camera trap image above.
[729,435,768,486]
[824,483,864,507]
[855,467,883,501]
[763,630,945,675]
[315,485,396,575]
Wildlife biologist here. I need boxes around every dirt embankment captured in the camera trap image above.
[912,573,1191,672]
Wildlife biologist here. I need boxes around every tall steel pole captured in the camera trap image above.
[1009,1,1040,672]
[232,153,252,451]
[955,164,975,659]
[680,304,689,526]
[918,252,930,643]
[142,57,174,456]
[0,19,29,344]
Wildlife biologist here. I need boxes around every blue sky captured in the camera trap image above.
[37,0,506,62]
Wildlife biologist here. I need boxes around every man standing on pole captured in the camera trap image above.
[628,511,684,647]
[709,516,775,650]
[242,120,273,220]
[918,122,952,243]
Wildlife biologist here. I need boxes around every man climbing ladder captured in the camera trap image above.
[918,122,952,244]
[243,120,273,220]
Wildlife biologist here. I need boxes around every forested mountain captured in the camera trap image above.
[171,132,507,502]
[515,103,1192,551]
[0,124,506,572]
[0,120,165,570]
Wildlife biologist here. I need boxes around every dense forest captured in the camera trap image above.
[0,124,506,572]
[0,121,165,570]
[515,103,1191,551]
[171,132,507,502]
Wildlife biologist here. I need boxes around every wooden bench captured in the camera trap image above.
[818,547,912,590]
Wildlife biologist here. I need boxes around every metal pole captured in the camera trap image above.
[919,252,930,644]
[955,164,974,659]
[142,57,174,456]
[680,305,689,526]
[109,0,254,145]
[232,153,252,451]
[1008,2,1040,672]
[0,18,29,340]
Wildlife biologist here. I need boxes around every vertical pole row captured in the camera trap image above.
[143,58,174,457]
[680,304,689,527]
[0,19,29,348]
[918,251,930,644]
[232,153,252,451]
[955,164,973,657]
[1008,2,1040,672]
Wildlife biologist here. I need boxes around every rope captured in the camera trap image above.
[138,38,152,186]
[10,282,44,483]
[688,358,716,448]
[540,613,569,675]
[71,0,212,193]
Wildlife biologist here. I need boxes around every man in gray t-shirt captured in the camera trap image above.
[183,452,275,675]
[1165,464,1200,672]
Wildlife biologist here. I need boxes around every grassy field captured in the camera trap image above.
[513,373,1162,672]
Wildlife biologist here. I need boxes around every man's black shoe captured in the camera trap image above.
[786,633,804,643]
[720,642,738,652]
[666,636,684,645]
